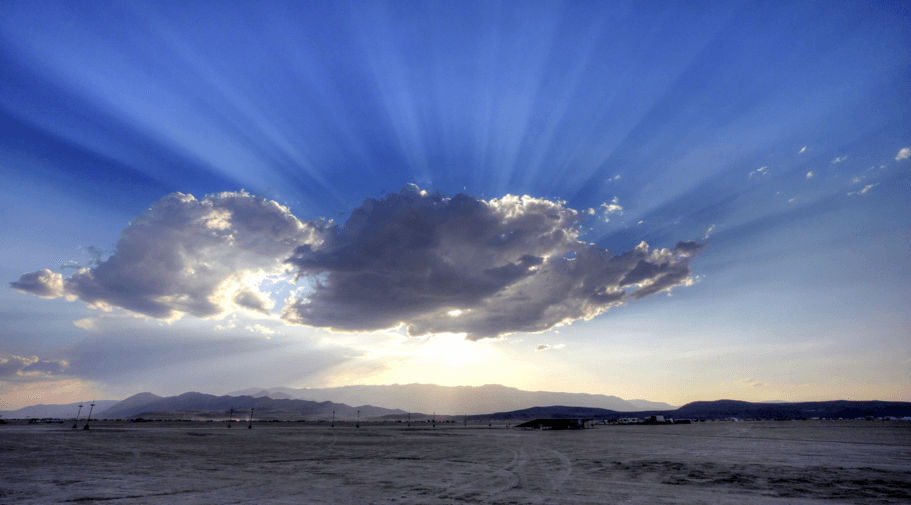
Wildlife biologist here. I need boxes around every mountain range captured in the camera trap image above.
[481,399,911,421]
[6,384,906,422]
[95,391,404,420]
[0,400,120,420]
[227,384,677,414]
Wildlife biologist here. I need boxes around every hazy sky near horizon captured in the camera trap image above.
[2,0,909,410]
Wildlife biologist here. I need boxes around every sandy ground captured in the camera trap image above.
[1,420,909,504]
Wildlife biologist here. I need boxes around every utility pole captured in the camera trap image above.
[83,401,95,430]
[72,402,83,429]
[356,410,360,428]
[331,411,335,428]
[228,407,234,428]
[248,406,254,429]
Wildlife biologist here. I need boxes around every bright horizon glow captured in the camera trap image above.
[1,0,909,410]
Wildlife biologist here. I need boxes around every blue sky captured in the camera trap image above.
[2,0,909,410]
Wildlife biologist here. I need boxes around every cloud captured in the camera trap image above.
[896,147,910,161]
[704,224,715,239]
[748,166,769,178]
[535,344,550,351]
[12,191,330,321]
[832,156,848,164]
[13,187,706,342]
[73,318,97,331]
[284,186,707,340]
[10,269,64,299]
[799,146,808,154]
[848,184,879,196]
[246,324,275,337]
[739,378,765,388]
[0,355,69,382]
[806,171,814,179]
[597,197,623,222]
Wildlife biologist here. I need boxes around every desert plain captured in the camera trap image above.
[1,420,909,504]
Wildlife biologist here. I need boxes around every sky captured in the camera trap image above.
[1,0,909,411]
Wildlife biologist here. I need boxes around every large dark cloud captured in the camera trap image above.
[12,187,706,340]
[283,185,706,340]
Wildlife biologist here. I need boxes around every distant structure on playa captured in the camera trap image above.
[72,402,83,429]
[514,418,593,430]
[83,401,95,430]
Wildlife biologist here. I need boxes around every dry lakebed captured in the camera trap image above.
[2,420,909,504]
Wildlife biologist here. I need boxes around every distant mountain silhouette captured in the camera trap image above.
[8,395,909,422]
[249,389,294,400]
[97,392,404,420]
[482,399,911,421]
[0,400,120,420]
[673,400,911,419]
[627,399,677,410]
[227,383,677,414]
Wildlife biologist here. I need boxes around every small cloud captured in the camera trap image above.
[859,183,878,195]
[832,156,848,164]
[748,166,769,178]
[595,197,623,222]
[10,269,64,299]
[896,147,911,161]
[535,344,550,351]
[73,318,97,331]
[245,324,275,337]
[806,171,814,179]
[609,175,621,181]
[851,176,864,184]
[799,146,808,154]
[788,198,796,203]
[233,289,275,315]
[600,197,623,213]
[214,316,238,331]
[704,224,715,239]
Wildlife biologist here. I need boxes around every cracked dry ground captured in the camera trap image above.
[1,421,909,504]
